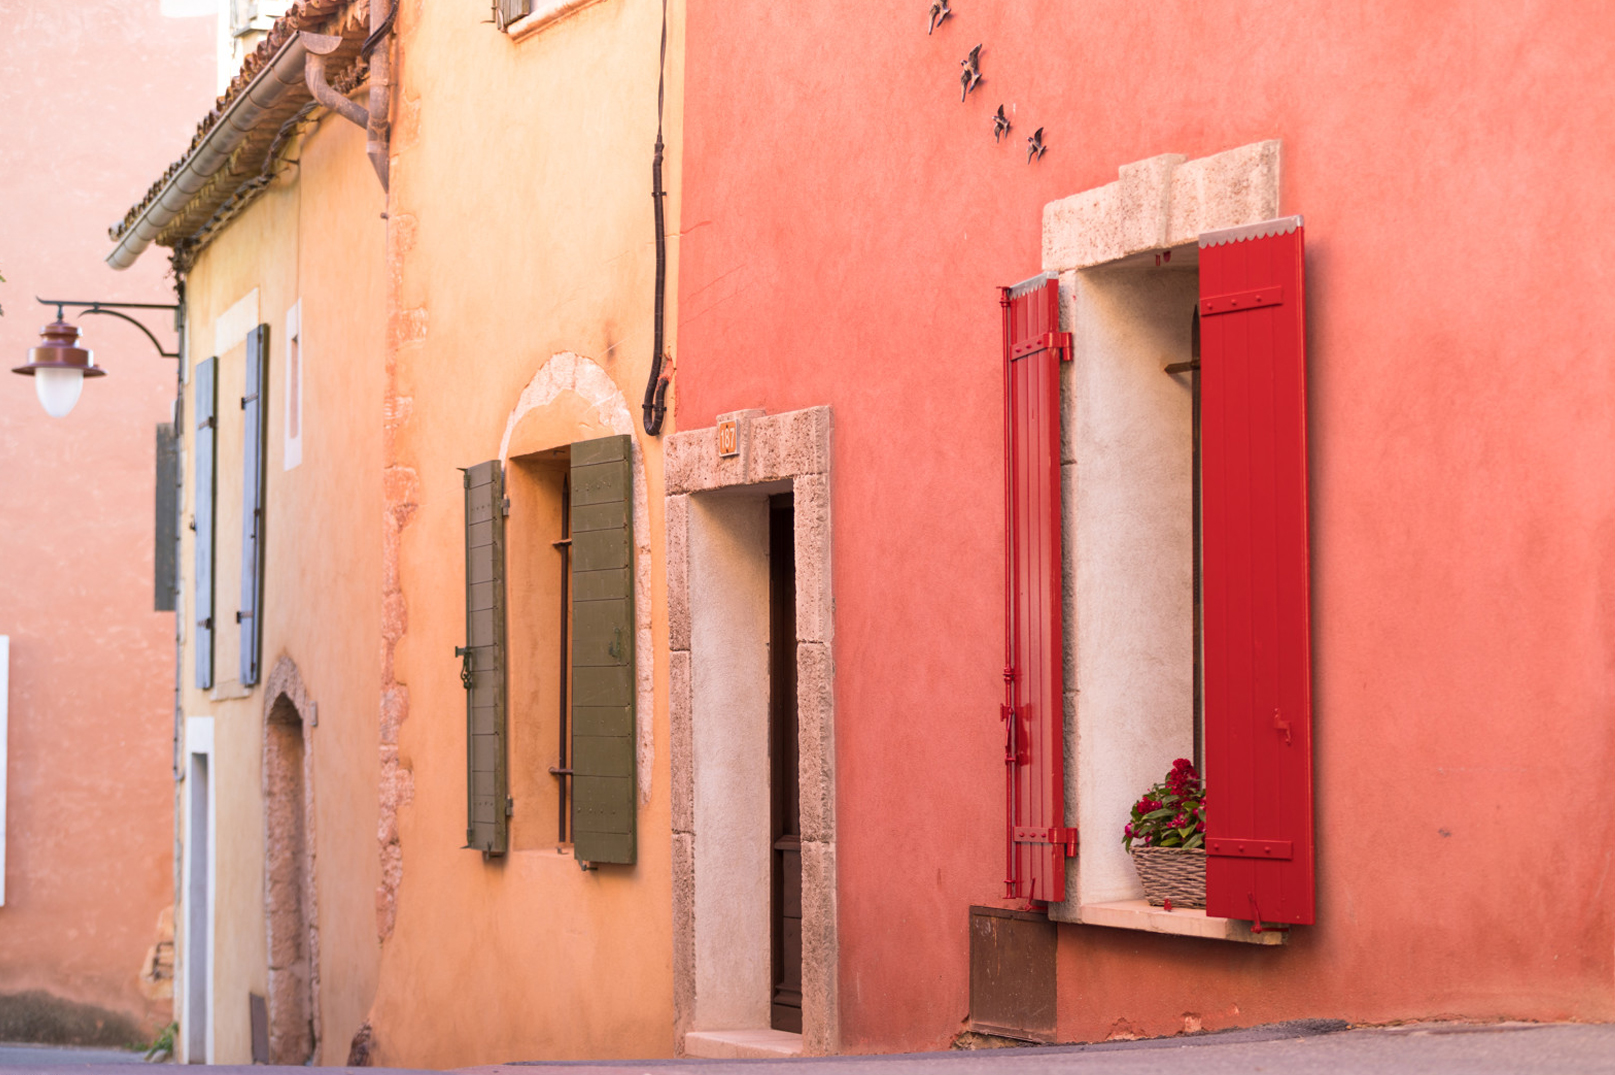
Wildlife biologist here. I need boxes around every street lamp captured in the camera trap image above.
[12,298,180,418]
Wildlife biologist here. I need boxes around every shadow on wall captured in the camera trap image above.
[0,990,143,1047]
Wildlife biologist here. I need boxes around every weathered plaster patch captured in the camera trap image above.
[375,202,420,944]
[499,351,656,803]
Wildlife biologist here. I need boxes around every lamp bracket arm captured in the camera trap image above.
[34,298,181,360]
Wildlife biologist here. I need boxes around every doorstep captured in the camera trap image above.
[683,1029,803,1059]
[1073,899,1287,945]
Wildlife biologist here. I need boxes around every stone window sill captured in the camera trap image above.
[683,1029,802,1060]
[1072,900,1288,946]
[507,0,607,41]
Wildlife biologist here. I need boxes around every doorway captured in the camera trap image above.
[185,749,210,1064]
[768,494,801,1033]
[264,695,314,1064]
[669,405,838,1057]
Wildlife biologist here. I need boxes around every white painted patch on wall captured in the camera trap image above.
[0,636,8,907]
[211,287,260,362]
[283,300,302,471]
[183,716,215,1064]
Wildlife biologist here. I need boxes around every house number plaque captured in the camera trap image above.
[716,418,739,457]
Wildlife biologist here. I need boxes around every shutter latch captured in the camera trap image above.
[454,646,474,689]
[1000,704,1029,765]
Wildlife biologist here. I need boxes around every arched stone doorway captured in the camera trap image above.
[262,657,319,1064]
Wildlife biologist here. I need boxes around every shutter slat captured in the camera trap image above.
[1002,276,1068,904]
[462,460,509,855]
[1200,217,1314,926]
[194,358,218,690]
[569,434,636,865]
[240,324,269,687]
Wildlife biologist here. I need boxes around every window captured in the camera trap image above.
[1022,143,1312,940]
[494,0,609,40]
[459,436,637,864]
[283,301,301,472]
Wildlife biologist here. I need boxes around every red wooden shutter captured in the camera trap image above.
[1199,216,1315,926]
[1001,274,1073,905]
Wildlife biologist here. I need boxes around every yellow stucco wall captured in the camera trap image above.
[174,0,684,1066]
[366,0,684,1064]
[177,112,386,1065]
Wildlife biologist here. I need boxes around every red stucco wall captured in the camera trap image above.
[0,1,212,1039]
[678,0,1615,1052]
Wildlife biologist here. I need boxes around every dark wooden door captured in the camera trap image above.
[769,494,802,1033]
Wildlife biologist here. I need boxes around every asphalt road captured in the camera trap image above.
[2,1021,1611,1074]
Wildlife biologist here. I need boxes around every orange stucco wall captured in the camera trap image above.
[677,0,1615,1053]
[0,1,212,1041]
[363,0,683,1064]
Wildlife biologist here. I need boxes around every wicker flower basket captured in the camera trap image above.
[1129,846,1206,909]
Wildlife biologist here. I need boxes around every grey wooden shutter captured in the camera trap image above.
[194,358,218,690]
[461,460,509,855]
[570,435,636,865]
[494,0,531,30]
[239,324,268,687]
[155,422,179,612]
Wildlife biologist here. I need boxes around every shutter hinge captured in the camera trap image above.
[1012,826,1079,857]
[1010,331,1073,362]
[505,797,514,817]
[1206,838,1293,860]
[198,617,212,630]
[240,392,258,409]
[502,496,511,517]
[236,610,253,622]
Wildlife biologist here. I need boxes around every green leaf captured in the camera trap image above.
[1144,808,1175,821]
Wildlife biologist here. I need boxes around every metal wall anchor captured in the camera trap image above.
[960,44,982,100]
[993,105,1011,142]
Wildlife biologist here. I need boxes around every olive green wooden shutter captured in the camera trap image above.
[194,357,218,690]
[570,435,636,865]
[239,324,268,687]
[461,460,509,855]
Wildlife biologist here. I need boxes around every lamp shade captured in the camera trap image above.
[12,320,106,418]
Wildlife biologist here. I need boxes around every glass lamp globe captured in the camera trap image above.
[12,320,105,417]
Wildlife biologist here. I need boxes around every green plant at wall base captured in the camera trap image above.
[1122,758,1206,851]
[138,1022,176,1062]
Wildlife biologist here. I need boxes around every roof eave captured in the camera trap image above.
[108,34,310,271]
